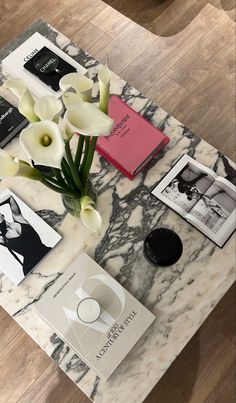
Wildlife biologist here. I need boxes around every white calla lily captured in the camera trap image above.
[20,120,65,168]
[3,77,27,98]
[80,195,102,234]
[64,102,114,136]
[62,91,83,107]
[98,64,111,114]
[58,116,74,141]
[34,96,63,121]
[60,73,94,102]
[0,150,19,178]
[0,150,41,180]
[18,89,39,122]
[3,77,39,122]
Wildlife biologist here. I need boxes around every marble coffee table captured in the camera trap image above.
[0,20,235,403]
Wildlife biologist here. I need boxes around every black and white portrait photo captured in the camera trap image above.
[0,189,61,285]
[152,155,236,247]
[161,161,215,213]
[190,180,236,233]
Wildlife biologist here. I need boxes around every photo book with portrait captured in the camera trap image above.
[34,252,155,381]
[0,189,62,285]
[152,154,236,247]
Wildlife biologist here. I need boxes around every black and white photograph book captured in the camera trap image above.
[0,189,61,285]
[152,154,236,247]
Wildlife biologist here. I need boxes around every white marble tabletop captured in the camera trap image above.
[0,19,235,403]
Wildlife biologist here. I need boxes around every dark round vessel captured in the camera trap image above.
[143,228,183,267]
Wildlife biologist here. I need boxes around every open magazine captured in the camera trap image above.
[152,155,236,247]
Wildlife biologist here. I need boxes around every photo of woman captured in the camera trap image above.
[152,154,236,247]
[0,189,61,285]
[161,161,215,212]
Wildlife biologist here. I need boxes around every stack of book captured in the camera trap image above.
[2,32,87,98]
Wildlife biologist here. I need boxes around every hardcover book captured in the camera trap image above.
[2,32,87,98]
[96,96,170,179]
[0,95,28,147]
[152,154,236,247]
[0,189,62,285]
[34,252,156,381]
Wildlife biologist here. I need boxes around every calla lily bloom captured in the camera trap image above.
[98,64,111,114]
[3,78,39,122]
[0,150,41,180]
[80,195,102,234]
[0,150,19,178]
[64,102,114,136]
[20,120,65,168]
[62,91,83,107]
[34,96,63,121]
[59,73,94,103]
[58,116,74,141]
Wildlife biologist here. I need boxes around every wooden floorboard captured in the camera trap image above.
[0,0,235,402]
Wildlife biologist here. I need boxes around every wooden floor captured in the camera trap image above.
[0,0,235,402]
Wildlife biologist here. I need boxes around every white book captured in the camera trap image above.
[34,252,156,381]
[152,154,236,247]
[2,32,87,98]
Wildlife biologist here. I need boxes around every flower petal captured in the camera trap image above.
[20,120,65,168]
[58,116,74,141]
[60,73,94,102]
[80,195,95,209]
[18,89,39,122]
[64,102,114,136]
[0,149,19,178]
[34,96,63,121]
[98,64,111,86]
[3,77,27,99]
[80,204,102,234]
[98,64,111,114]
[4,77,38,122]
[62,91,83,107]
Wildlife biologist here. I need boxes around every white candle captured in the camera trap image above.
[77,298,101,324]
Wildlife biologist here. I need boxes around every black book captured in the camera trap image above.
[0,96,28,147]
[23,46,76,92]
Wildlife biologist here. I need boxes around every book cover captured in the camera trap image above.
[152,154,236,247]
[96,96,170,179]
[2,32,87,98]
[0,95,28,147]
[0,189,62,285]
[34,252,156,381]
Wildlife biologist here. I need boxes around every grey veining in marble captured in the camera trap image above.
[0,19,235,403]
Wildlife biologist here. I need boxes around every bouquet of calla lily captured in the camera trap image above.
[0,65,113,234]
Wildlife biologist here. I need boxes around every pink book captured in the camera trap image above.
[96,96,170,179]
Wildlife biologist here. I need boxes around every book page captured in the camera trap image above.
[34,253,155,381]
[152,155,216,217]
[187,179,236,246]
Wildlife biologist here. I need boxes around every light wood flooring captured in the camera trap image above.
[0,1,235,402]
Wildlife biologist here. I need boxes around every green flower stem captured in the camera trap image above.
[79,136,89,177]
[52,168,67,187]
[61,159,76,190]
[42,173,63,187]
[75,135,84,169]
[41,172,76,194]
[99,88,109,114]
[65,141,82,191]
[44,175,74,192]
[81,136,98,192]
[40,177,78,198]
